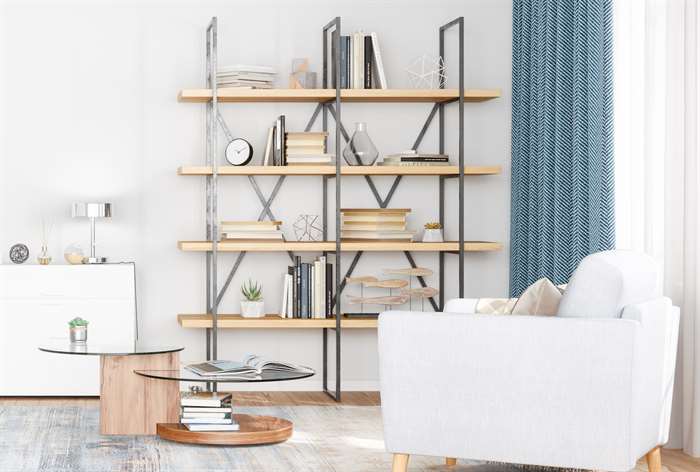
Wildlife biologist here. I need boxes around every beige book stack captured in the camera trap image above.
[220,221,283,241]
[285,132,334,165]
[340,209,415,241]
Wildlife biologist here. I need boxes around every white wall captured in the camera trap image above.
[0,0,511,390]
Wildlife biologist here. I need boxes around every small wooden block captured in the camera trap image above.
[100,352,180,435]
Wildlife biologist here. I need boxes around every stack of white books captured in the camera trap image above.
[220,221,283,241]
[340,208,415,241]
[217,65,276,89]
[180,392,239,432]
[285,132,333,165]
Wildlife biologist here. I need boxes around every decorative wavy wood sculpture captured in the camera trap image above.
[400,287,439,298]
[362,279,409,289]
[346,295,409,305]
[345,276,378,284]
[383,267,434,277]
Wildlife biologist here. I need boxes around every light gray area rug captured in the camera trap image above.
[0,404,656,472]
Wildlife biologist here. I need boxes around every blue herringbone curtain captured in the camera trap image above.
[510,0,615,296]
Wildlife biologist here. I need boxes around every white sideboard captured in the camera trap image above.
[0,264,136,395]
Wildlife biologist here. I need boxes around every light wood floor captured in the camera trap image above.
[1,392,698,472]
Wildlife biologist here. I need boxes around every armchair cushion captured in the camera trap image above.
[557,250,660,319]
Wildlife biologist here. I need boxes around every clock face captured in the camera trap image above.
[225,138,253,166]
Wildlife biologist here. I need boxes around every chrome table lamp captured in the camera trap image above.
[71,202,112,264]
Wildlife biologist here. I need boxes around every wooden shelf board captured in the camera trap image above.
[178,165,502,176]
[178,314,378,329]
[177,240,502,252]
[178,88,501,103]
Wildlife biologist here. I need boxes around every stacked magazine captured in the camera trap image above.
[186,355,313,379]
[217,65,276,89]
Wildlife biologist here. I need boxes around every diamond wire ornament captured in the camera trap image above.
[405,54,447,89]
[293,214,323,241]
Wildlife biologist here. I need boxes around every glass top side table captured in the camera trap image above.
[133,365,315,445]
[39,339,184,436]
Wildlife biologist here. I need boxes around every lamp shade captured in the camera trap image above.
[71,203,112,218]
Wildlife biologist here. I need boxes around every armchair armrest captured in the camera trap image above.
[378,310,665,471]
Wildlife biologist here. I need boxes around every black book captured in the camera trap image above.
[363,35,373,89]
[295,256,301,318]
[325,262,333,318]
[340,35,350,89]
[280,115,286,166]
[300,263,309,318]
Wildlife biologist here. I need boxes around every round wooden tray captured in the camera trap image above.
[157,414,293,446]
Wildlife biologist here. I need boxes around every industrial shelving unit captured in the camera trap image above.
[178,16,501,401]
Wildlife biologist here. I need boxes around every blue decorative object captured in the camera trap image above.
[510,0,615,296]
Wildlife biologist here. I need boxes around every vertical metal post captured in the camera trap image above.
[332,19,342,402]
[438,21,446,310]
[207,17,220,369]
[458,18,465,298]
[204,19,213,366]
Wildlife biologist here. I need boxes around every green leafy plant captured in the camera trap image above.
[241,279,263,302]
[68,317,89,328]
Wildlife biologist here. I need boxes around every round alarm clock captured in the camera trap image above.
[225,138,253,166]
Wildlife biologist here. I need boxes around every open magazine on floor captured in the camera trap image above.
[185,355,313,378]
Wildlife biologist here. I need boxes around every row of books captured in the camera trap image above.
[217,64,275,89]
[280,256,332,318]
[340,208,415,241]
[220,220,283,241]
[380,150,450,167]
[180,391,238,431]
[332,32,387,89]
[262,117,334,166]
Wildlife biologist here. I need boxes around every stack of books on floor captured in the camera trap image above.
[220,220,283,241]
[340,209,415,241]
[285,132,333,165]
[180,391,239,432]
[217,65,276,89]
[332,32,387,89]
[280,256,332,319]
[380,150,450,166]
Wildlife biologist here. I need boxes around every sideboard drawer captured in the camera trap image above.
[0,264,135,300]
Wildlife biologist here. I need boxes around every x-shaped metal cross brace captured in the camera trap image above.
[325,103,441,312]
[213,112,295,306]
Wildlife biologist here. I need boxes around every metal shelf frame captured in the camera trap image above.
[197,16,473,400]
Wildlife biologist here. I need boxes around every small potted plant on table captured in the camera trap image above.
[240,279,265,318]
[69,317,89,343]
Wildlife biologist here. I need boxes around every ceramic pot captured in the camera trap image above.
[70,326,87,343]
[240,300,265,318]
[422,228,444,242]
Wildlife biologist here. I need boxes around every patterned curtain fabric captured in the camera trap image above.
[510,0,615,296]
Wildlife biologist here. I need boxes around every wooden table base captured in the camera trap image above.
[100,352,180,435]
[157,414,293,445]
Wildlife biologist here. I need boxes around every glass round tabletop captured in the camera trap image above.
[38,339,184,356]
[134,366,315,383]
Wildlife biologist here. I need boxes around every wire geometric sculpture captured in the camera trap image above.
[293,214,323,241]
[405,55,447,89]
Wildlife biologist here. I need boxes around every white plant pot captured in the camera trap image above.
[422,228,444,242]
[240,300,265,318]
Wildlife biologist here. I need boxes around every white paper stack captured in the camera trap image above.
[217,64,276,89]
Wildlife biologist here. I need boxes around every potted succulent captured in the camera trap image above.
[240,279,265,318]
[68,317,89,343]
[422,222,444,242]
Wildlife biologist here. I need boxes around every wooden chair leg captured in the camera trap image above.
[392,453,409,472]
[446,457,457,466]
[646,447,661,472]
